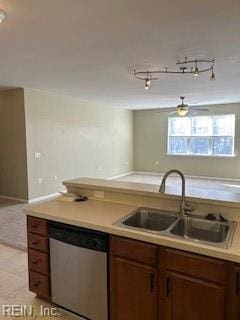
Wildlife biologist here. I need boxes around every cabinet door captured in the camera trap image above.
[110,257,158,320]
[165,272,226,320]
[232,266,240,320]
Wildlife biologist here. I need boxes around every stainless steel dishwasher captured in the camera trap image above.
[49,221,109,320]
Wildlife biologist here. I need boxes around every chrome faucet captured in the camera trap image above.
[159,169,194,217]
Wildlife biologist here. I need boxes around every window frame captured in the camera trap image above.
[167,113,236,158]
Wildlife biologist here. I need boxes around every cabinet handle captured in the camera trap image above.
[32,224,38,229]
[150,273,155,292]
[236,272,240,296]
[32,259,39,265]
[166,276,171,297]
[33,281,40,287]
[31,241,38,245]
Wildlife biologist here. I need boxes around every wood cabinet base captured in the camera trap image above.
[110,235,240,320]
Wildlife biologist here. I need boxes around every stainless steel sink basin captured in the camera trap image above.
[122,209,178,232]
[170,216,235,247]
[114,208,237,249]
[116,208,178,233]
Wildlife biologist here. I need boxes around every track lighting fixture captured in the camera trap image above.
[134,57,215,90]
[0,10,6,23]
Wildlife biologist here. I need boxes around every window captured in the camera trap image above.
[167,114,235,156]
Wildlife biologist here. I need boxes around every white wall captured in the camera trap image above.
[24,89,133,200]
[134,103,240,179]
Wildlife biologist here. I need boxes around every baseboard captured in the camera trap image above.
[133,170,164,176]
[107,171,134,180]
[0,195,28,203]
[0,192,63,204]
[28,192,60,204]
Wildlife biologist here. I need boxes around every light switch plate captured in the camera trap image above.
[34,152,41,159]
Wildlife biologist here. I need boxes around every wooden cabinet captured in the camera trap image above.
[160,247,228,320]
[28,216,48,235]
[25,221,240,320]
[110,236,158,320]
[29,271,51,298]
[28,233,49,252]
[235,266,240,319]
[164,272,225,320]
[229,265,240,320]
[110,235,238,320]
[27,216,51,300]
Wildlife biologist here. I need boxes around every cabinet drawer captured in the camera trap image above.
[28,233,49,252]
[27,216,48,236]
[165,248,227,284]
[28,249,49,275]
[110,236,157,266]
[29,271,50,298]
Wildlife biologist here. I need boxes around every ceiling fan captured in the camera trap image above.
[157,97,209,117]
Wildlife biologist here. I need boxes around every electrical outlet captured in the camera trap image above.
[34,152,41,159]
[98,165,103,172]
[38,178,43,184]
[155,161,159,165]
[53,175,58,181]
[94,190,104,199]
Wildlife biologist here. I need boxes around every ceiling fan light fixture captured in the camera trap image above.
[177,107,189,117]
[0,10,6,23]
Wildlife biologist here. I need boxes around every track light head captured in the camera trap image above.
[0,10,6,23]
[144,78,150,90]
[146,79,151,86]
[210,68,216,80]
[193,66,199,76]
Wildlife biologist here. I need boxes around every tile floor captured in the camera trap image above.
[0,243,78,319]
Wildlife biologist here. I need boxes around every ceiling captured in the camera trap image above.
[0,0,240,109]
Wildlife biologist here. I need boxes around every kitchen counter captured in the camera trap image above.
[24,197,240,263]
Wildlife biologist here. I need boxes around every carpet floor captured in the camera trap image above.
[0,199,27,251]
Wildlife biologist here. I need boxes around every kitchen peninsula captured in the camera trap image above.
[24,177,240,320]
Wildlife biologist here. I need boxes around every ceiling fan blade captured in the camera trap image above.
[195,108,210,111]
[168,111,178,115]
[155,108,176,113]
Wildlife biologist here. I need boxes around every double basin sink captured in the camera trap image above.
[114,208,236,248]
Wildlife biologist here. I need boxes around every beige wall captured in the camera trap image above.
[24,89,133,200]
[134,103,240,179]
[0,89,28,199]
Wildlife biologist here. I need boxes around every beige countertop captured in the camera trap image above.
[63,177,240,208]
[25,197,240,264]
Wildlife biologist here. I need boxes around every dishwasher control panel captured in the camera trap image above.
[49,221,108,252]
